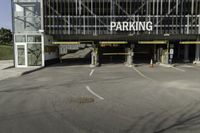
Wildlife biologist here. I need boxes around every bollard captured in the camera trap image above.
[149,59,154,68]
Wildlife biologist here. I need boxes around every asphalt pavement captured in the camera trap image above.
[0,63,200,133]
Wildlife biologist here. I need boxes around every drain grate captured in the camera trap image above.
[70,97,95,104]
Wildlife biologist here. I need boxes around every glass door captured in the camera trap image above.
[16,43,27,67]
[27,43,42,66]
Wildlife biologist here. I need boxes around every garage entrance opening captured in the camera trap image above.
[100,44,126,64]
[174,43,196,63]
[96,41,133,66]
[134,44,154,63]
[134,41,169,64]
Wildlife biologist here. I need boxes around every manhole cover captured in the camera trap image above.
[70,97,95,104]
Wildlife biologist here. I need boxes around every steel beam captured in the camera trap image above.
[138,41,168,45]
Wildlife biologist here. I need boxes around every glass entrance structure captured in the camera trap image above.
[12,0,44,67]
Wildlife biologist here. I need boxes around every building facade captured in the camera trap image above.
[12,0,200,67]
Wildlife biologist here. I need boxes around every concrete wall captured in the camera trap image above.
[44,35,59,61]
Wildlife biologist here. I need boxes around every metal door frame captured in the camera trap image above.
[15,43,28,67]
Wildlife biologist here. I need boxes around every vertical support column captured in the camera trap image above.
[169,44,174,64]
[125,44,134,67]
[90,44,99,67]
[168,0,171,14]
[157,46,161,63]
[196,15,200,64]
[11,0,16,67]
[199,15,200,34]
[156,0,159,34]
[194,44,200,64]
[166,42,170,64]
[40,0,45,67]
[154,45,157,62]
[41,34,45,67]
[183,45,190,63]
[95,15,97,35]
[40,0,44,31]
[161,42,169,64]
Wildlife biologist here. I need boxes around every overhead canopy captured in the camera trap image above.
[52,41,81,45]
[99,41,128,45]
[138,40,168,45]
[180,41,200,45]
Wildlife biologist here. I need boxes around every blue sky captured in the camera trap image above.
[0,0,12,30]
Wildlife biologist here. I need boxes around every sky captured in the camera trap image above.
[0,0,12,30]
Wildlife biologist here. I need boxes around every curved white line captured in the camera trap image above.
[86,86,104,100]
[89,69,95,76]
[133,67,153,80]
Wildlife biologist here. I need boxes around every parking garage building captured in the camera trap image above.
[12,0,200,67]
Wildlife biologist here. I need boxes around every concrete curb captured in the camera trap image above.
[193,61,200,66]
[21,67,45,76]
[0,67,44,81]
[159,63,175,68]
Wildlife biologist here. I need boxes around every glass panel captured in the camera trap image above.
[27,35,41,42]
[14,3,24,12]
[27,43,42,66]
[17,45,25,65]
[15,35,26,42]
[14,2,41,32]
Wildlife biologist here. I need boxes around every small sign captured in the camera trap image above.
[170,49,174,55]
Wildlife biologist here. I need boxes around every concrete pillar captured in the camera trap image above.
[161,49,169,64]
[160,43,169,64]
[183,45,190,63]
[194,45,200,64]
[157,48,162,63]
[125,45,134,67]
[169,44,174,64]
[90,46,99,67]
[154,45,157,62]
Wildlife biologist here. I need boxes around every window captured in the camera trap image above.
[13,2,41,32]
[15,35,26,42]
[27,35,41,42]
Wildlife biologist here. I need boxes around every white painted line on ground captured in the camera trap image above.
[179,65,194,68]
[86,86,104,100]
[89,69,95,76]
[171,67,186,72]
[133,67,153,80]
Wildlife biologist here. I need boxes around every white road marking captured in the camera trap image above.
[86,86,104,100]
[179,65,194,68]
[171,67,186,72]
[133,67,153,80]
[89,69,95,76]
